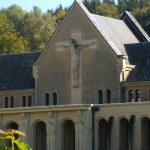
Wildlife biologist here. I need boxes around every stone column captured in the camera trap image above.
[48,112,56,150]
[75,110,84,150]
[19,113,28,143]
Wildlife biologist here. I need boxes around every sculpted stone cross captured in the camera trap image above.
[57,39,96,88]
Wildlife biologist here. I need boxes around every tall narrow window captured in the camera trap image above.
[119,118,129,150]
[45,93,50,106]
[128,90,134,102]
[106,89,111,103]
[28,95,32,107]
[22,96,26,107]
[4,97,9,108]
[52,92,57,105]
[135,89,140,102]
[99,119,107,150]
[98,90,103,104]
[149,90,150,101]
[10,96,14,108]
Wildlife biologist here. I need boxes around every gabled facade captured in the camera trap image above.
[0,0,150,150]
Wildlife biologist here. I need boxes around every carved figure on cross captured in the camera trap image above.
[58,38,96,87]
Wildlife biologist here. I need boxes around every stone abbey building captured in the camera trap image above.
[0,0,150,150]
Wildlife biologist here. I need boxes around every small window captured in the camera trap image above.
[22,96,26,107]
[10,96,14,108]
[4,97,9,108]
[45,93,50,106]
[128,90,134,102]
[28,95,32,107]
[52,92,57,105]
[98,90,103,104]
[135,89,140,102]
[106,89,111,103]
[148,89,150,101]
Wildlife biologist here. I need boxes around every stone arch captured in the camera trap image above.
[61,119,75,150]
[5,121,19,147]
[140,117,150,150]
[98,118,108,150]
[32,120,46,150]
[119,118,129,150]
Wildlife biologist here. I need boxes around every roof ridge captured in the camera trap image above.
[123,11,150,42]
[76,1,121,55]
[0,51,42,56]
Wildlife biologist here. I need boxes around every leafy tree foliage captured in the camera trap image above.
[132,5,150,36]
[0,14,28,54]
[97,3,120,18]
[0,5,25,32]
[0,1,149,54]
[21,6,56,51]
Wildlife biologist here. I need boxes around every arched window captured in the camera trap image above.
[28,95,32,107]
[128,90,134,102]
[98,90,103,104]
[4,97,9,108]
[135,89,140,102]
[45,93,50,106]
[141,117,150,149]
[33,121,46,150]
[99,119,107,150]
[10,96,14,108]
[22,96,26,107]
[149,89,150,101]
[5,122,19,147]
[106,89,111,103]
[119,118,129,150]
[52,92,57,105]
[61,120,75,150]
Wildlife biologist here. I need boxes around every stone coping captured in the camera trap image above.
[0,102,150,114]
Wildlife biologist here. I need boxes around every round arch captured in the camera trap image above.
[61,119,75,150]
[32,120,46,150]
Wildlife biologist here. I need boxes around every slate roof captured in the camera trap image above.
[91,14,139,55]
[122,11,150,42]
[0,52,41,91]
[73,0,147,56]
[125,42,150,81]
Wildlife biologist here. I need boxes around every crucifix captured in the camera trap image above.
[57,38,96,88]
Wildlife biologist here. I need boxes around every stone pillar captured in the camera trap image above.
[47,112,56,150]
[75,110,84,150]
[112,117,119,150]
[19,113,28,143]
[134,115,140,150]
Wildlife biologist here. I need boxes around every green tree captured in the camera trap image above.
[21,6,56,51]
[102,0,115,5]
[118,0,129,13]
[0,14,28,54]
[128,0,139,11]
[139,0,150,8]
[97,3,120,18]
[132,5,150,36]
[0,5,25,32]
[83,0,101,14]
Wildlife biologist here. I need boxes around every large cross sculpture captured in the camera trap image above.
[57,38,96,88]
